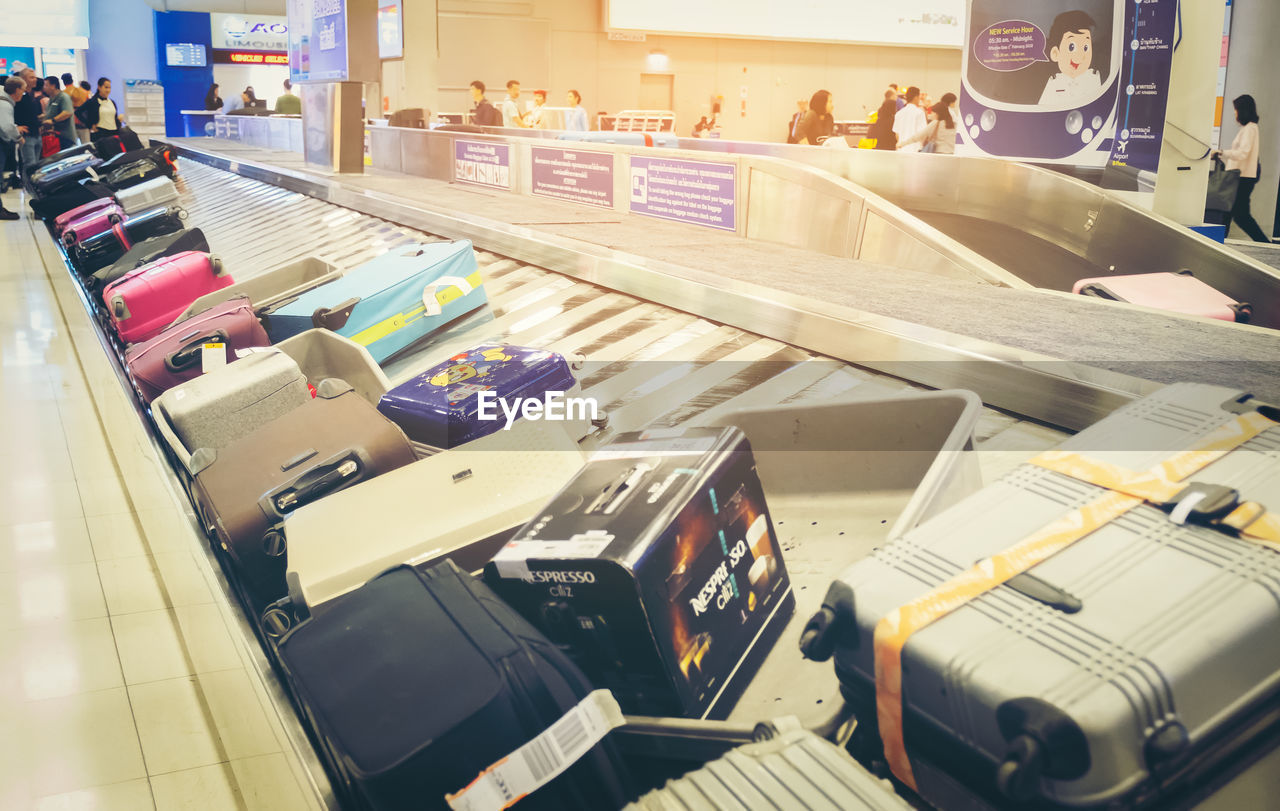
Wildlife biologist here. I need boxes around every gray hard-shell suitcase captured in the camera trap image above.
[114,176,179,215]
[625,729,910,811]
[802,383,1280,809]
[153,348,312,474]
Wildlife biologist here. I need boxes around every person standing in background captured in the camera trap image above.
[500,80,526,128]
[469,81,501,126]
[13,69,41,173]
[275,79,301,114]
[889,83,906,111]
[792,89,834,145]
[223,85,244,113]
[64,73,90,144]
[0,76,24,216]
[868,89,898,150]
[40,76,76,150]
[204,83,223,111]
[787,99,807,143]
[526,89,547,129]
[78,77,125,141]
[898,92,958,154]
[1215,94,1274,243]
[893,86,927,153]
[565,89,588,131]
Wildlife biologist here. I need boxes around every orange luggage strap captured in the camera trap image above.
[873,409,1279,790]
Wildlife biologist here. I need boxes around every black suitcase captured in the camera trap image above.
[276,561,632,811]
[29,182,110,221]
[100,145,177,188]
[89,228,210,290]
[71,206,186,275]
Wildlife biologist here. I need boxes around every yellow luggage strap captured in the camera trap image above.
[348,270,483,348]
[873,409,1278,791]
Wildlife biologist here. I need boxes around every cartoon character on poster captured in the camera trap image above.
[959,0,1121,165]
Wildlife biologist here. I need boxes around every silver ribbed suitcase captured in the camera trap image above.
[625,729,910,810]
[804,383,1280,809]
[113,176,178,215]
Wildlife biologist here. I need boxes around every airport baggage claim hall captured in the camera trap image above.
[2,0,1279,809]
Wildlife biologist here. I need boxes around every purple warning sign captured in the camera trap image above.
[454,139,511,189]
[629,157,736,231]
[531,146,614,209]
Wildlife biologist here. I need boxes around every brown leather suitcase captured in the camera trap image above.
[188,379,417,613]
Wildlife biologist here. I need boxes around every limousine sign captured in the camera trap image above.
[211,13,290,52]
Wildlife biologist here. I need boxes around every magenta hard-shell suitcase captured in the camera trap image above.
[54,197,119,236]
[1073,271,1252,323]
[60,202,126,248]
[124,297,270,403]
[104,252,234,345]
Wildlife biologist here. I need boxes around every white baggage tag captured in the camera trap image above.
[423,275,475,317]
[201,343,226,374]
[445,690,625,811]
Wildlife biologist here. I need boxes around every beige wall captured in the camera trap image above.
[390,0,960,142]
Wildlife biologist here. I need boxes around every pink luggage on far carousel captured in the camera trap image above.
[104,252,234,345]
[60,202,126,248]
[55,198,120,236]
[1073,271,1251,323]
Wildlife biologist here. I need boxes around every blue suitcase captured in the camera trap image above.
[557,131,678,147]
[261,241,486,364]
[376,344,581,451]
[30,154,104,196]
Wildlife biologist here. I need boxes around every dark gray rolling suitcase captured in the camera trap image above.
[625,729,910,810]
[275,560,631,810]
[801,382,1280,809]
[188,380,417,612]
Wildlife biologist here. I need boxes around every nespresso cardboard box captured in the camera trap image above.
[484,426,793,718]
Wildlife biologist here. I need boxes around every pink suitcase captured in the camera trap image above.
[124,297,270,403]
[60,202,126,248]
[103,252,235,345]
[55,198,120,236]
[1073,271,1251,323]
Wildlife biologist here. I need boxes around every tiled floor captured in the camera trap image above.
[0,186,324,810]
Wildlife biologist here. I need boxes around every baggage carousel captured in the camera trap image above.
[35,146,1280,809]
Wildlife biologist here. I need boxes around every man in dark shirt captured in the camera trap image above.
[469,80,501,127]
[13,69,42,173]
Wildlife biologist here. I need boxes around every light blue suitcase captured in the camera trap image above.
[260,241,486,364]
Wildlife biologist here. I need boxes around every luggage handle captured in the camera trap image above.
[1076,283,1118,301]
[112,296,131,321]
[269,456,361,514]
[422,275,476,316]
[312,297,360,330]
[164,330,229,373]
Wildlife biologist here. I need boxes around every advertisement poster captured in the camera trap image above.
[958,0,1178,192]
[454,140,512,190]
[288,0,348,82]
[531,147,614,209]
[629,157,736,231]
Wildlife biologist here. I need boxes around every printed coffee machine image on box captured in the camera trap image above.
[484,426,793,719]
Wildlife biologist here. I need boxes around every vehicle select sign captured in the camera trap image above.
[455,140,512,189]
[628,157,736,231]
[531,147,613,209]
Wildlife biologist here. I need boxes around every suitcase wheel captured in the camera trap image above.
[62,230,76,246]
[591,411,609,430]
[107,211,122,225]
[209,255,225,277]
[261,606,293,639]
[262,529,287,558]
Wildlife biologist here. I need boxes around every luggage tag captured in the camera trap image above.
[201,343,227,374]
[423,275,476,316]
[445,689,625,811]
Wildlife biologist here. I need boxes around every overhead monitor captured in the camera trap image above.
[165,43,208,67]
[605,0,964,48]
[378,4,403,60]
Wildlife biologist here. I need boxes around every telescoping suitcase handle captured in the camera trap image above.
[164,329,229,372]
[312,297,360,330]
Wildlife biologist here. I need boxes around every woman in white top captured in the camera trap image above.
[1215,94,1273,243]
[898,93,958,154]
[80,77,124,141]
